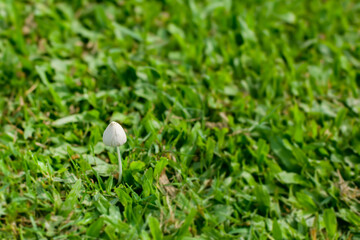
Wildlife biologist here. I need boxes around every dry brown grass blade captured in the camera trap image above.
[159,169,177,197]
[310,228,317,240]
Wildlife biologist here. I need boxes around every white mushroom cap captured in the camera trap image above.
[103,121,127,147]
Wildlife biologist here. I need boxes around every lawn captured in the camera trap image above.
[0,0,360,239]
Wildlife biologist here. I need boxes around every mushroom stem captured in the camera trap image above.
[117,146,122,183]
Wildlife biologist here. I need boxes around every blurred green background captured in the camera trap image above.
[0,0,360,239]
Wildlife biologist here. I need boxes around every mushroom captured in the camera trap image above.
[103,121,127,183]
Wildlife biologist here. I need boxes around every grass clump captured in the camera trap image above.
[0,0,360,239]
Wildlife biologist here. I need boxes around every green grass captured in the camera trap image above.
[0,0,360,239]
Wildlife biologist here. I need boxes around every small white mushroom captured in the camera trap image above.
[103,121,127,182]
